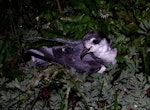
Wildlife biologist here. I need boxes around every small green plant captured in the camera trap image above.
[0,0,150,109]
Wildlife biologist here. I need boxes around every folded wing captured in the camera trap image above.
[24,41,104,73]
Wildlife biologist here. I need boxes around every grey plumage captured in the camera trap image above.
[24,31,117,73]
[26,41,103,73]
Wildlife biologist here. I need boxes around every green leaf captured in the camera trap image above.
[114,91,118,110]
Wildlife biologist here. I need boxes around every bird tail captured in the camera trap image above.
[23,46,54,67]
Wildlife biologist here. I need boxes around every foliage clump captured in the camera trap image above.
[0,0,150,109]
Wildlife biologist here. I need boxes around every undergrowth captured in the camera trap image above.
[0,0,150,109]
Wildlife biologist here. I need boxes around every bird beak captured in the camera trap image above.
[80,48,90,59]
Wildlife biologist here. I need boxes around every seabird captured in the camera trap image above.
[24,31,117,73]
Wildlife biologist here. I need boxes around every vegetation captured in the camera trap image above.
[0,0,150,109]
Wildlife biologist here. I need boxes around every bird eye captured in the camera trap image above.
[92,39,99,44]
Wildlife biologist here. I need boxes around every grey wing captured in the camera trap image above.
[24,45,78,67]
[51,44,102,73]
[24,42,103,73]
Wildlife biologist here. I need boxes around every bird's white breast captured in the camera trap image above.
[94,47,117,64]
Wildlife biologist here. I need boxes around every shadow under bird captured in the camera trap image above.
[24,31,117,74]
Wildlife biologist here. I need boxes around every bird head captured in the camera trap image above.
[81,31,108,57]
[80,30,117,64]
